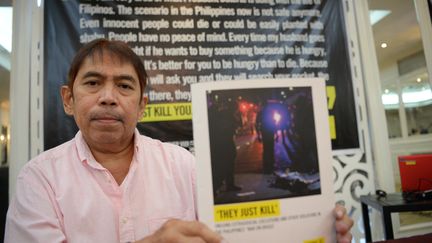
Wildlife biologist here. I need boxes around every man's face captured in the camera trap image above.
[61,54,146,151]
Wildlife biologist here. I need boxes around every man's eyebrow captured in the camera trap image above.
[82,71,105,79]
[114,74,137,83]
[81,72,136,83]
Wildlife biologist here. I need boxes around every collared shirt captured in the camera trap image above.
[5,129,197,243]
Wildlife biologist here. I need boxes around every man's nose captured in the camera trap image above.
[98,84,118,106]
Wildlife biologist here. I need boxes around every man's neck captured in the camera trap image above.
[89,139,135,185]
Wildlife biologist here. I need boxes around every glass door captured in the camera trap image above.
[368,0,432,233]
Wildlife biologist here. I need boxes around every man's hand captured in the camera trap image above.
[137,206,353,243]
[334,204,354,243]
[137,219,224,243]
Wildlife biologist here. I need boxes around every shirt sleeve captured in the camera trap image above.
[5,165,66,243]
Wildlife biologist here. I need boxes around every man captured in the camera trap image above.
[255,100,277,174]
[5,39,353,242]
[209,99,242,194]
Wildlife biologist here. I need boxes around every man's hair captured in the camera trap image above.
[67,39,147,95]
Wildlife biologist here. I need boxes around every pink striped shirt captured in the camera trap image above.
[5,130,197,243]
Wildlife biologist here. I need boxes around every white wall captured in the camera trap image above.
[8,0,43,199]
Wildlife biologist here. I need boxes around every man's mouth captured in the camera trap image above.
[94,118,120,123]
[90,113,123,124]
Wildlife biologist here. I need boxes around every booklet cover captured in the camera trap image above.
[191,78,335,243]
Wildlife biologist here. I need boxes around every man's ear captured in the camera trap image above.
[138,95,148,120]
[61,85,74,116]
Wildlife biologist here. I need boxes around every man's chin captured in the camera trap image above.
[83,126,134,147]
[91,120,122,128]
[89,131,123,144]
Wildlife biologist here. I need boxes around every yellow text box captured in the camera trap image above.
[326,86,336,110]
[140,103,192,122]
[304,237,325,243]
[329,115,336,139]
[326,86,336,140]
[214,200,280,222]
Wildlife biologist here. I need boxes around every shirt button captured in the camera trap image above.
[122,217,128,224]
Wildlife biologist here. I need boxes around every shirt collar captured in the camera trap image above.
[75,129,141,168]
[132,128,141,153]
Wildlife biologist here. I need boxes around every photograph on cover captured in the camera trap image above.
[207,87,320,205]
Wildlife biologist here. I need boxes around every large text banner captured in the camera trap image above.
[44,0,359,151]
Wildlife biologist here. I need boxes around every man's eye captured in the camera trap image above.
[84,81,98,86]
[119,83,133,90]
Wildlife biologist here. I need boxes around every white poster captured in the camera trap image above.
[192,78,335,243]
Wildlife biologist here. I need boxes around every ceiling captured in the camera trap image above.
[368,0,424,68]
[368,0,432,110]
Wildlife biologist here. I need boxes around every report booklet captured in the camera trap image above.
[191,78,336,243]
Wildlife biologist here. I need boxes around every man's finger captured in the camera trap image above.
[169,219,224,243]
[183,221,223,243]
[334,204,347,219]
[336,232,352,243]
